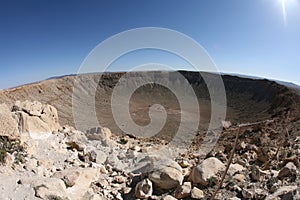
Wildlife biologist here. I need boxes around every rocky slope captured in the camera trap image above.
[0,99,299,200]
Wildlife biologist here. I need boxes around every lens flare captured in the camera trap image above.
[281,0,288,25]
[279,0,298,26]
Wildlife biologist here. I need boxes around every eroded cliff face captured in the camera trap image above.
[0,71,299,137]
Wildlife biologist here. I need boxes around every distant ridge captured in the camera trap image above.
[225,73,300,90]
[46,71,300,89]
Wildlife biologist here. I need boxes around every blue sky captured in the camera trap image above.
[0,0,300,89]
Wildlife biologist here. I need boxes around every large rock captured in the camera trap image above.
[17,112,52,134]
[190,157,225,186]
[32,177,68,199]
[0,103,19,139]
[53,167,100,200]
[13,100,44,116]
[40,104,60,131]
[148,158,183,190]
[13,100,60,134]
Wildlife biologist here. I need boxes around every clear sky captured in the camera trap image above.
[0,0,300,89]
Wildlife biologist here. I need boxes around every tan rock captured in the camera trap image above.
[0,103,19,139]
[101,127,112,138]
[191,187,205,199]
[233,174,246,182]
[122,187,132,194]
[40,104,60,131]
[13,101,60,135]
[17,111,52,134]
[190,157,225,185]
[149,159,183,190]
[178,160,190,168]
[53,167,100,200]
[228,163,245,176]
[32,177,68,199]
[14,100,44,116]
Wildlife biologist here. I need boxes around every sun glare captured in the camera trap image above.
[281,0,287,24]
[279,0,298,25]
